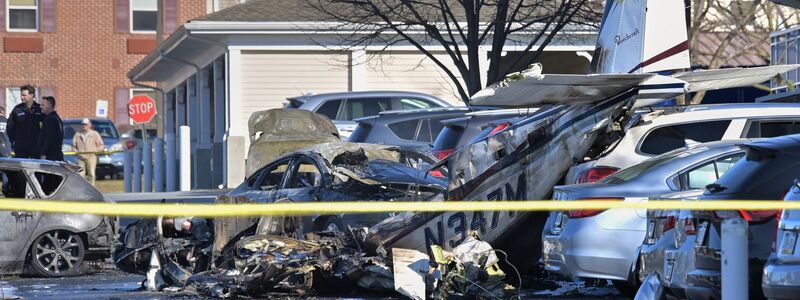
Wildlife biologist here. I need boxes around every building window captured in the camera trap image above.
[130,0,157,33]
[5,88,24,116]
[7,0,38,31]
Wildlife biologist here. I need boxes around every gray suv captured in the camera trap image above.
[285,91,452,138]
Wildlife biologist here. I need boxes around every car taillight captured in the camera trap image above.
[126,140,137,149]
[663,216,676,232]
[646,215,676,244]
[576,167,620,184]
[738,210,780,223]
[567,209,605,218]
[684,218,697,235]
[566,197,623,218]
[773,209,783,251]
[432,148,455,160]
[428,169,446,178]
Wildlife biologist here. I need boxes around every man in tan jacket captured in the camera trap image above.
[73,118,104,185]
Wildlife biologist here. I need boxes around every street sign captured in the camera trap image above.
[96,99,108,118]
[128,94,156,124]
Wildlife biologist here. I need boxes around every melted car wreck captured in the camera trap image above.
[115,215,514,299]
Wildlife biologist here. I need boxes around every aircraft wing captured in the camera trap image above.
[673,64,800,92]
[470,73,654,107]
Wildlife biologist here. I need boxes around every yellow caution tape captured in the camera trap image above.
[63,150,126,156]
[0,199,798,218]
[11,150,126,157]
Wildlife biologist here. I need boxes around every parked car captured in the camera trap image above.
[0,158,115,277]
[120,128,157,150]
[348,107,492,152]
[567,103,800,184]
[638,189,704,299]
[685,134,800,299]
[542,140,746,296]
[62,118,125,179]
[763,180,800,299]
[431,108,545,160]
[285,91,452,138]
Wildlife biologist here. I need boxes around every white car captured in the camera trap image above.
[566,103,800,184]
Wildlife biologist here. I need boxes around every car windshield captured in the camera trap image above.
[134,129,157,139]
[601,148,686,184]
[63,120,119,140]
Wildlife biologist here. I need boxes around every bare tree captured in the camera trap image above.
[688,0,800,104]
[306,0,601,103]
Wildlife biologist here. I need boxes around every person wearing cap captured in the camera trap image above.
[72,119,104,185]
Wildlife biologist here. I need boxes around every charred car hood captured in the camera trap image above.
[246,108,340,178]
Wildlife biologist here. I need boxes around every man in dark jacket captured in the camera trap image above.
[0,106,12,157]
[7,85,43,158]
[39,96,64,161]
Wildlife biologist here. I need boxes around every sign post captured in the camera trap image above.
[129,95,157,192]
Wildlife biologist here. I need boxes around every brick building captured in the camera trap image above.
[0,0,208,127]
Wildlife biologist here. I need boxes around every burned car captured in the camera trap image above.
[216,142,447,250]
[0,158,115,277]
[115,142,447,289]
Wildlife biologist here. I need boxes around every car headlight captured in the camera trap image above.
[109,142,126,152]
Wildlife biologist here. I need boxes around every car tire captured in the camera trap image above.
[29,230,85,277]
[611,280,637,297]
[612,262,642,298]
[318,216,346,232]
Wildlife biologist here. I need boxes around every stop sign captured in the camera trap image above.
[128,94,157,124]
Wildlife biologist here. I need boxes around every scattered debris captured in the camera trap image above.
[115,217,520,299]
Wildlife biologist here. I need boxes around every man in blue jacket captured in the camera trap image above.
[39,96,64,161]
[7,85,43,159]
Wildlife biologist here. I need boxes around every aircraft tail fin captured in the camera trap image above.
[590,0,690,74]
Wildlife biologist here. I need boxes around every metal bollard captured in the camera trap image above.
[143,138,152,192]
[154,138,164,192]
[722,217,748,300]
[166,133,176,192]
[179,126,191,191]
[133,146,143,193]
[124,150,133,192]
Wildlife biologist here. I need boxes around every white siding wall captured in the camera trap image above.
[239,50,350,131]
[365,51,466,105]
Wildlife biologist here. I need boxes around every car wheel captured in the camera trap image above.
[29,230,85,277]
[319,216,346,232]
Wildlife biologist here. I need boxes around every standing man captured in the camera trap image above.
[73,119,104,185]
[7,85,43,158]
[39,96,64,161]
[0,106,12,157]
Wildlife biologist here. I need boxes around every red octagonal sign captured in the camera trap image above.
[129,94,157,124]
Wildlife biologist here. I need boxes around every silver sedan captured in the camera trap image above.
[542,141,746,296]
[638,189,702,299]
[763,180,800,299]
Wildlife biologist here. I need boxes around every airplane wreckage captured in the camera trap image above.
[114,0,800,298]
